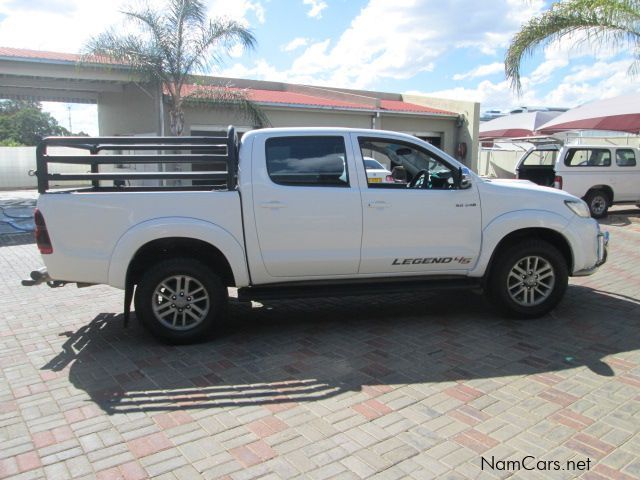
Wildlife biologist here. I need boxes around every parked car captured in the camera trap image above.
[363,157,395,183]
[516,144,640,218]
[25,127,608,343]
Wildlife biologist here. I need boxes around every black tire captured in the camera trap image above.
[584,190,609,218]
[134,258,227,344]
[486,240,568,319]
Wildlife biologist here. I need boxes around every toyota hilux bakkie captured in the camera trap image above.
[25,127,608,343]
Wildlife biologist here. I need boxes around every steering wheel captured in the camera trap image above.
[407,169,430,189]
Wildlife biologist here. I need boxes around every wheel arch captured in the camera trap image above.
[127,237,236,288]
[469,210,574,279]
[584,185,614,204]
[483,227,573,283]
[108,217,249,289]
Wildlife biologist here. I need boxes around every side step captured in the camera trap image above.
[237,277,481,302]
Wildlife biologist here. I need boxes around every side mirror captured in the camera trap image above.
[459,173,472,189]
[454,167,472,189]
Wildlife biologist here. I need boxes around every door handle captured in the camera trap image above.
[368,201,391,209]
[260,201,286,209]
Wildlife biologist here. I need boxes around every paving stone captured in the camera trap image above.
[0,204,638,480]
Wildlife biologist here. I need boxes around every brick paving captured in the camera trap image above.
[0,198,639,479]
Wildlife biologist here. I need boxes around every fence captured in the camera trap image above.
[0,147,89,190]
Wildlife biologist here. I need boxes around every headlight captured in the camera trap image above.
[565,200,590,218]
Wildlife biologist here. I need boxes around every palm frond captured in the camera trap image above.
[505,0,640,93]
[83,0,267,135]
[184,18,256,74]
[184,85,270,127]
[82,30,166,80]
[123,7,175,75]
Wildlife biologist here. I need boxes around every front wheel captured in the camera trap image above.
[487,240,568,319]
[134,258,227,344]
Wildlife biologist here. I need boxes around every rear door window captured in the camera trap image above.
[564,148,611,167]
[265,136,349,187]
[616,149,637,167]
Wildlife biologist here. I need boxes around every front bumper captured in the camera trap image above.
[573,229,609,276]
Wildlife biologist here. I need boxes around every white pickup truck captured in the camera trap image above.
[26,127,608,343]
[516,144,640,218]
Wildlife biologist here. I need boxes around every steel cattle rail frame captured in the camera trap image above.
[35,126,239,193]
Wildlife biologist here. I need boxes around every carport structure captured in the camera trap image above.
[0,47,481,169]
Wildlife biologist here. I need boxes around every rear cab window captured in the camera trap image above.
[521,149,557,166]
[265,136,349,187]
[564,148,611,167]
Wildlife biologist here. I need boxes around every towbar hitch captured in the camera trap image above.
[21,267,68,288]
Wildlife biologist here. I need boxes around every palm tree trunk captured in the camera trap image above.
[169,107,185,136]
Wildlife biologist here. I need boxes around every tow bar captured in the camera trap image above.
[22,267,68,288]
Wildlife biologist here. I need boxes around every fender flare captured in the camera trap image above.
[107,217,249,289]
[469,210,572,277]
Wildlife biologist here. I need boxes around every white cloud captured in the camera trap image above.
[207,0,266,24]
[453,63,504,81]
[223,0,546,90]
[282,37,309,52]
[415,57,640,111]
[228,44,245,58]
[0,0,122,52]
[303,0,327,19]
[410,79,533,110]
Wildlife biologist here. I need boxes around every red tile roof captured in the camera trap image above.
[182,85,456,116]
[0,46,123,65]
[380,99,454,115]
[1,46,457,116]
[0,46,82,62]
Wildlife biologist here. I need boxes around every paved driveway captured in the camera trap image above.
[1,200,639,480]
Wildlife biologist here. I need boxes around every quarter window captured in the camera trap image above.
[564,148,611,167]
[616,149,637,167]
[265,136,349,187]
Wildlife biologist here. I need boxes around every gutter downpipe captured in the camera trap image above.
[371,111,380,130]
[158,84,165,136]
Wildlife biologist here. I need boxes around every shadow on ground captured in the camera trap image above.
[600,207,640,227]
[42,285,640,415]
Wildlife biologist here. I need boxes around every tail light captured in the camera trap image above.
[34,209,53,254]
[385,175,394,183]
[553,176,563,189]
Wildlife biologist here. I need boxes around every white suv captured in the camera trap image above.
[516,144,640,217]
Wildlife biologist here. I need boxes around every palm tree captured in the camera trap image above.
[85,0,268,135]
[505,0,640,92]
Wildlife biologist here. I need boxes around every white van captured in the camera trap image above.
[516,144,640,217]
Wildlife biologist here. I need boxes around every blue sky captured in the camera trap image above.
[0,0,638,134]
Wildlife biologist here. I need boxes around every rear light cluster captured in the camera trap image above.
[34,209,53,254]
[553,176,563,189]
[385,175,394,183]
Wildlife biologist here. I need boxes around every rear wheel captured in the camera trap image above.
[585,190,609,218]
[134,258,227,344]
[487,240,568,318]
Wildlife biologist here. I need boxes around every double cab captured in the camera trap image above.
[27,127,608,343]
